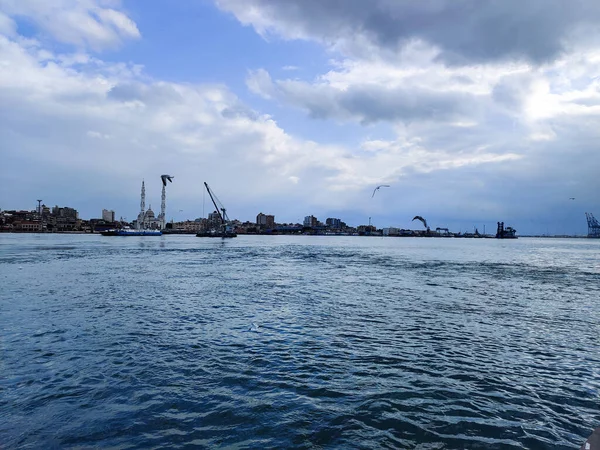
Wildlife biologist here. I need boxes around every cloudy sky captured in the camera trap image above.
[1,0,599,234]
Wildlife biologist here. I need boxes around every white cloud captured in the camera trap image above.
[0,0,140,51]
[2,1,599,233]
[87,130,110,139]
[0,10,15,36]
[0,29,534,225]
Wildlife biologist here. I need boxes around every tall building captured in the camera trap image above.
[257,213,267,226]
[265,215,275,229]
[326,218,341,229]
[102,209,115,222]
[303,215,318,227]
[257,213,275,229]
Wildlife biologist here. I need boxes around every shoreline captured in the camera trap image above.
[0,231,593,239]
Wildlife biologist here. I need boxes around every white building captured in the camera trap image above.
[102,209,115,222]
[134,206,162,230]
[382,227,400,236]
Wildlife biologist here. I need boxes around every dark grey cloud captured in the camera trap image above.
[252,71,482,124]
[337,85,480,124]
[218,0,600,64]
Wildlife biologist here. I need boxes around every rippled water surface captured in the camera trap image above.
[1,234,599,449]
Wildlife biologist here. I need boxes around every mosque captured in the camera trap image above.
[131,179,170,230]
[135,205,162,230]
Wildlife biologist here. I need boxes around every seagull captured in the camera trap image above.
[569,198,575,200]
[371,185,390,198]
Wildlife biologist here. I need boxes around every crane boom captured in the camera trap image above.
[204,182,224,224]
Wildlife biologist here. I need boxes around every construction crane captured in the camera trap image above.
[586,212,600,238]
[199,182,236,238]
[205,182,229,225]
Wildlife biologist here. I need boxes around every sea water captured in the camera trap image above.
[1,234,599,449]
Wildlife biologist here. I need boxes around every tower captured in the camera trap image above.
[137,180,146,230]
[159,175,174,230]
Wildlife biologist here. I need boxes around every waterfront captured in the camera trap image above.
[1,234,599,449]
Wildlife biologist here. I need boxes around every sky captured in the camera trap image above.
[1,0,599,235]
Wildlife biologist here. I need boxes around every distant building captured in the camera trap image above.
[102,209,115,222]
[326,218,341,229]
[133,205,162,230]
[256,212,275,229]
[170,220,205,233]
[208,211,222,230]
[304,215,318,227]
[14,221,42,232]
[257,213,267,226]
[52,205,78,219]
[265,215,275,229]
[357,225,377,234]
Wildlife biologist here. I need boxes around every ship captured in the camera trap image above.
[495,222,517,239]
[196,182,237,238]
[101,227,161,236]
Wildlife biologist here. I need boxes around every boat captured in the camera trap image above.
[101,227,162,236]
[495,221,517,239]
[196,230,237,238]
[582,426,600,450]
[196,182,237,238]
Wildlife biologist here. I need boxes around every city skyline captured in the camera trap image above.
[1,1,600,235]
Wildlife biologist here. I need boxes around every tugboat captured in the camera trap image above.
[196,182,237,238]
[496,222,517,239]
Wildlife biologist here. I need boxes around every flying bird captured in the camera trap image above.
[569,197,575,200]
[371,185,390,198]
[412,215,428,229]
[161,175,174,186]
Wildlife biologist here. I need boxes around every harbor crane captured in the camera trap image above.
[586,212,600,238]
[197,182,236,238]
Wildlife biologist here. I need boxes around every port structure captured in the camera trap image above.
[586,212,600,238]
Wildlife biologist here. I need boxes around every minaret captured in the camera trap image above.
[160,183,166,230]
[138,180,146,230]
[159,175,174,230]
